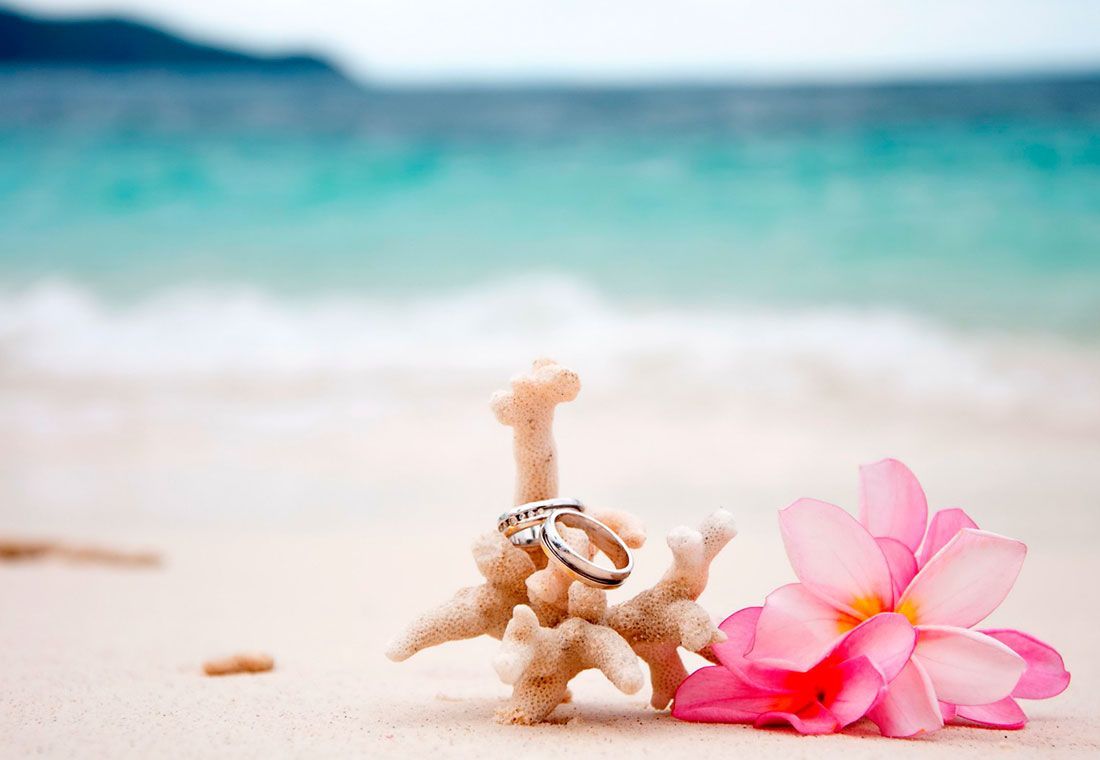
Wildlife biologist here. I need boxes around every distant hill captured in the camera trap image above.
[0,6,341,75]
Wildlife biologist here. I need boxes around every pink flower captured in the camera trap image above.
[673,608,916,734]
[746,459,1069,737]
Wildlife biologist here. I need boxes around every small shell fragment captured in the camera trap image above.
[203,652,274,676]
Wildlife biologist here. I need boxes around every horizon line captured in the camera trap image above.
[345,64,1100,90]
[4,61,1100,92]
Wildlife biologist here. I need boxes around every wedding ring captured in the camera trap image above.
[498,498,584,551]
[540,509,633,589]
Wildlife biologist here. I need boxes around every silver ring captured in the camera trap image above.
[540,509,633,589]
[498,498,584,551]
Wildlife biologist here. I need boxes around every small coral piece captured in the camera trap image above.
[386,358,737,723]
[493,605,643,724]
[203,652,274,676]
[608,509,738,709]
[0,538,160,567]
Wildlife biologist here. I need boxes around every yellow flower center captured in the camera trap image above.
[851,595,887,618]
[895,598,919,625]
[836,595,887,632]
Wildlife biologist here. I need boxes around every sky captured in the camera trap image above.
[11,0,1100,84]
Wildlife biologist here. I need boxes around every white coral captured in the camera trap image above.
[386,358,736,723]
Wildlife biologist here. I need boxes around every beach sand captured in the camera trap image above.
[2,381,1098,758]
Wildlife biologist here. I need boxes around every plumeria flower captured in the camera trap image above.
[746,459,1069,737]
[673,607,915,734]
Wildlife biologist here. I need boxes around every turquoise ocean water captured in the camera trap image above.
[2,70,1099,332]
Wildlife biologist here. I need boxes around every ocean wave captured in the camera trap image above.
[1,278,1097,422]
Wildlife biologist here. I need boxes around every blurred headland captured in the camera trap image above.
[0,5,341,77]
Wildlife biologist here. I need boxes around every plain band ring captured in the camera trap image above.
[540,509,633,589]
[498,498,584,551]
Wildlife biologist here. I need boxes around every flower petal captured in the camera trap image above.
[954,697,1028,729]
[878,537,918,599]
[754,701,838,735]
[918,508,979,568]
[914,626,1026,705]
[835,612,917,683]
[672,666,790,723]
[712,607,761,673]
[710,606,798,693]
[779,498,895,614]
[939,701,957,721]
[827,655,887,728]
[896,529,1026,627]
[981,629,1071,699]
[859,458,929,552]
[748,583,849,670]
[866,659,944,738]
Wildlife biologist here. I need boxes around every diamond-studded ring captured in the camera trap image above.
[497,498,584,551]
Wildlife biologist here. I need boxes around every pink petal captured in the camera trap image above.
[866,659,944,738]
[779,498,894,614]
[954,697,1028,730]
[712,607,761,673]
[939,701,957,721]
[754,701,839,735]
[918,508,979,568]
[712,606,796,692]
[672,666,788,723]
[835,612,917,683]
[914,626,1026,705]
[748,583,849,670]
[896,529,1026,627]
[827,655,887,728]
[981,629,1071,699]
[859,458,929,552]
[878,537,918,599]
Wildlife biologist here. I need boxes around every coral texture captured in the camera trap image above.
[608,509,738,709]
[490,357,580,507]
[493,605,644,724]
[386,358,736,723]
[384,531,536,661]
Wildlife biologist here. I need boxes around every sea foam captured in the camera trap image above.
[0,278,1096,425]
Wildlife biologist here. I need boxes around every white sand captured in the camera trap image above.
[2,382,1098,757]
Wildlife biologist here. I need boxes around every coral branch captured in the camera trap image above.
[587,507,647,550]
[493,605,643,724]
[490,357,580,505]
[608,509,737,708]
[385,532,536,661]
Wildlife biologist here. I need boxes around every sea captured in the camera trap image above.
[1,69,1099,420]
